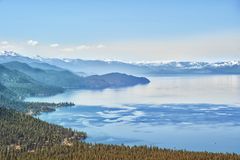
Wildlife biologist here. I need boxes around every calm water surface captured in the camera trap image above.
[26,75,240,153]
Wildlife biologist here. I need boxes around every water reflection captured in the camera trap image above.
[27,75,240,106]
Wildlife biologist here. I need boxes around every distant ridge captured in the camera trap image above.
[0,50,240,75]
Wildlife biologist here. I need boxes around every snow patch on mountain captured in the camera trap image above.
[0,50,239,72]
[0,50,20,57]
[211,61,240,68]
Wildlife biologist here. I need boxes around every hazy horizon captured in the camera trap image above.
[1,50,240,63]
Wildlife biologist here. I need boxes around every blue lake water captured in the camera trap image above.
[26,75,240,153]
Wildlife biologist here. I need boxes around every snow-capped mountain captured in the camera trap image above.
[0,50,240,75]
[0,51,36,64]
[0,51,64,71]
[0,50,20,57]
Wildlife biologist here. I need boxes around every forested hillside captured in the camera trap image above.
[0,82,17,100]
[3,61,85,88]
[0,96,74,114]
[0,64,63,98]
[0,107,86,155]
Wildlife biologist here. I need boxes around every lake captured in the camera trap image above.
[26,75,240,153]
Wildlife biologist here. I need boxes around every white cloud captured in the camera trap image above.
[60,44,104,53]
[1,41,8,45]
[76,45,90,50]
[96,44,105,49]
[50,43,59,48]
[27,40,39,46]
[75,44,105,50]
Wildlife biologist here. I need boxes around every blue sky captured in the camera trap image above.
[0,0,239,61]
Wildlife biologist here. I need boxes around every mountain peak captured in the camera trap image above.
[0,50,20,57]
[32,55,46,61]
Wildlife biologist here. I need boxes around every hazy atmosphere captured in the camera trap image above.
[0,0,239,61]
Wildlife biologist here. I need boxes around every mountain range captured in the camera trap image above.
[0,51,150,99]
[1,50,239,75]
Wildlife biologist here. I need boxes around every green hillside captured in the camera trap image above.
[0,107,86,153]
[3,61,83,88]
[0,64,63,98]
[0,82,17,100]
